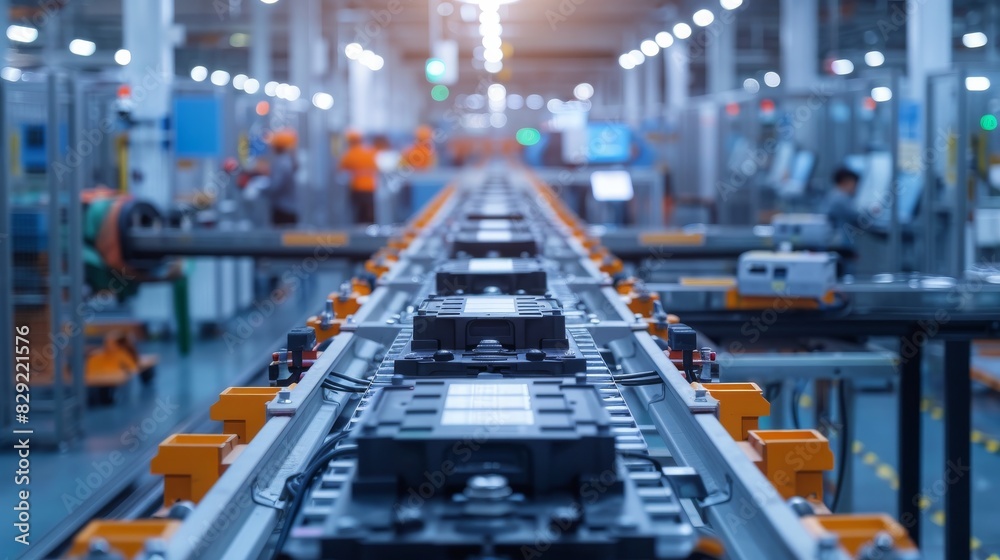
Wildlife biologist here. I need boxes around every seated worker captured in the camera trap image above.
[401,125,437,170]
[250,128,299,226]
[822,167,862,236]
[339,130,378,224]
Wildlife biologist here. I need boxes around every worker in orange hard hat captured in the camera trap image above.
[339,129,379,224]
[246,128,299,225]
[401,125,437,170]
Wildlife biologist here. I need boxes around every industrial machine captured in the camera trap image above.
[63,166,917,560]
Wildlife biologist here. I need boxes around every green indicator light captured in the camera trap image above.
[431,84,449,102]
[981,114,998,131]
[425,58,446,83]
[516,127,541,146]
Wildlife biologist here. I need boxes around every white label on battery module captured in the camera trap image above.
[476,219,511,229]
[476,230,513,242]
[441,383,534,426]
[463,296,517,313]
[468,258,514,273]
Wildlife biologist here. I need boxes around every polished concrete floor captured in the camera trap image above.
[3,277,1000,560]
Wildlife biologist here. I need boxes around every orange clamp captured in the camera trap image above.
[150,433,241,506]
[743,429,834,501]
[68,519,180,559]
[801,514,917,557]
[704,383,771,440]
[209,387,281,443]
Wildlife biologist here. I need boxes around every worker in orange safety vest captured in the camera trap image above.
[339,129,378,224]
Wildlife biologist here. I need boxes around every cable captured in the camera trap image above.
[326,371,370,385]
[829,380,851,513]
[618,378,665,387]
[272,444,357,558]
[790,380,805,429]
[322,380,367,393]
[613,370,658,380]
[618,451,664,472]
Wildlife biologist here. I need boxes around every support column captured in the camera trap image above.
[644,51,661,121]
[290,0,324,226]
[780,0,818,89]
[124,0,174,210]
[1,0,9,55]
[708,18,736,94]
[665,43,689,113]
[250,0,273,84]
[623,64,641,127]
[907,0,951,101]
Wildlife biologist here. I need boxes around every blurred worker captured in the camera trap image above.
[246,128,298,226]
[822,167,862,237]
[339,130,378,224]
[401,125,437,170]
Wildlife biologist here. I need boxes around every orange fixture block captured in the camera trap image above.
[802,514,917,557]
[150,433,239,506]
[306,313,342,343]
[209,387,281,443]
[332,293,362,318]
[625,291,660,318]
[600,257,624,276]
[744,429,834,500]
[68,519,180,559]
[705,383,771,440]
[351,277,372,296]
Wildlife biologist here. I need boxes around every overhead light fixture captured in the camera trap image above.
[484,60,503,73]
[264,81,279,96]
[693,9,715,27]
[720,0,743,9]
[482,35,502,50]
[831,59,854,75]
[864,51,885,67]
[345,42,364,60]
[484,48,503,63]
[479,22,502,36]
[233,74,249,90]
[367,55,385,71]
[210,70,231,86]
[191,66,208,82]
[743,78,760,93]
[1,67,23,82]
[871,86,892,102]
[243,78,260,94]
[963,32,988,49]
[763,71,780,87]
[673,23,692,40]
[312,92,334,110]
[655,31,674,49]
[68,39,96,57]
[640,40,660,57]
[573,83,594,101]
[487,83,507,101]
[525,94,544,110]
[966,76,991,91]
[619,53,635,70]
[6,24,38,43]
[629,49,645,65]
[114,49,131,66]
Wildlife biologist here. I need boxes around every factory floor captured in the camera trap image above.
[2,268,341,560]
[3,281,1000,559]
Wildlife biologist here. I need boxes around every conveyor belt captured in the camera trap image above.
[61,165,922,560]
